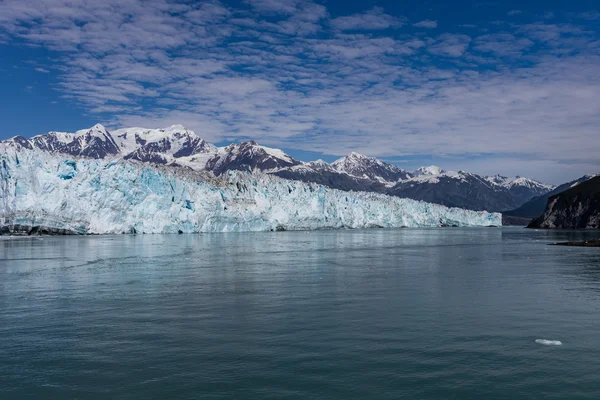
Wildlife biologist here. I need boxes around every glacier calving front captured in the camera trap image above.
[0,148,500,234]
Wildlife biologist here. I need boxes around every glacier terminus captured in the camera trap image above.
[0,125,501,234]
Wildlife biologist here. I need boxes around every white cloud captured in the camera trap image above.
[413,20,437,29]
[428,34,472,57]
[578,11,600,20]
[330,7,402,31]
[0,0,599,181]
[244,0,311,15]
[473,34,533,57]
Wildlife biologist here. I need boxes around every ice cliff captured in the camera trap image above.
[0,148,501,234]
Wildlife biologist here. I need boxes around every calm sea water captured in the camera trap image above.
[1,228,600,399]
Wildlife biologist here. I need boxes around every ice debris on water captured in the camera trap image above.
[535,339,562,346]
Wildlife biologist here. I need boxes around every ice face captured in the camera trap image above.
[0,147,501,234]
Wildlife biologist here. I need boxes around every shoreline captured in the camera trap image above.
[551,240,600,247]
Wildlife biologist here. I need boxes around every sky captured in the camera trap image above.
[0,0,599,184]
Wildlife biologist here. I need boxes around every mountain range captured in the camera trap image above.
[3,124,559,213]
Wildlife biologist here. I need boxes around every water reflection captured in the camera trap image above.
[2,228,600,399]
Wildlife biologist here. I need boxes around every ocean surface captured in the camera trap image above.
[1,227,600,399]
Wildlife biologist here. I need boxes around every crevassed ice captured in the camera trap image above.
[0,148,502,234]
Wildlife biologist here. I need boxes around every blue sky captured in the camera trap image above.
[0,0,599,183]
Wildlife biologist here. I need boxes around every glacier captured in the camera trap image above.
[0,147,501,234]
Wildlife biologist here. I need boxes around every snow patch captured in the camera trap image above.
[414,165,443,176]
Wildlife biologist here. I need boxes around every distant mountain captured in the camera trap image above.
[5,124,120,159]
[205,141,301,175]
[275,158,550,212]
[272,160,387,193]
[486,175,554,209]
[486,174,553,196]
[414,165,444,176]
[331,152,411,186]
[528,176,600,229]
[116,125,215,165]
[2,124,554,213]
[504,174,597,218]
[5,124,216,166]
[388,170,511,211]
[271,152,408,193]
[387,168,551,212]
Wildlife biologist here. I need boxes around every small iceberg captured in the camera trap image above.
[535,339,562,346]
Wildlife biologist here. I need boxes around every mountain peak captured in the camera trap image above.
[206,140,299,175]
[311,159,329,166]
[331,152,410,185]
[306,159,333,171]
[414,165,443,176]
[75,123,110,138]
[332,152,376,167]
[348,151,369,159]
[485,175,554,191]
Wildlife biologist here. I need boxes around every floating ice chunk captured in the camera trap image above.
[535,339,562,346]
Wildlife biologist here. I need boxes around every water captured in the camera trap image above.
[2,228,600,399]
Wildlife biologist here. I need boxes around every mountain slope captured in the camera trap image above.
[387,169,547,212]
[205,141,301,175]
[331,152,411,185]
[486,175,553,206]
[528,176,600,229]
[115,125,215,165]
[272,161,388,193]
[6,124,121,159]
[388,172,509,211]
[505,175,597,218]
[4,124,216,167]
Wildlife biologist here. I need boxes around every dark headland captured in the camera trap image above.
[551,240,600,247]
[528,176,600,230]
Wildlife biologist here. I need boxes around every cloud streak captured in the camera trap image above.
[330,7,403,31]
[413,20,437,29]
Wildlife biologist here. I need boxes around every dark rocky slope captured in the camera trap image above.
[505,175,595,218]
[528,176,600,229]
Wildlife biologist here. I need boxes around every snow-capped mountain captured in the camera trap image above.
[388,170,518,211]
[413,165,444,176]
[270,152,412,193]
[387,168,554,212]
[205,140,301,175]
[5,124,216,167]
[486,174,553,192]
[486,175,554,210]
[331,152,411,186]
[272,159,388,193]
[0,144,500,234]
[114,125,216,165]
[1,123,554,213]
[6,124,121,159]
